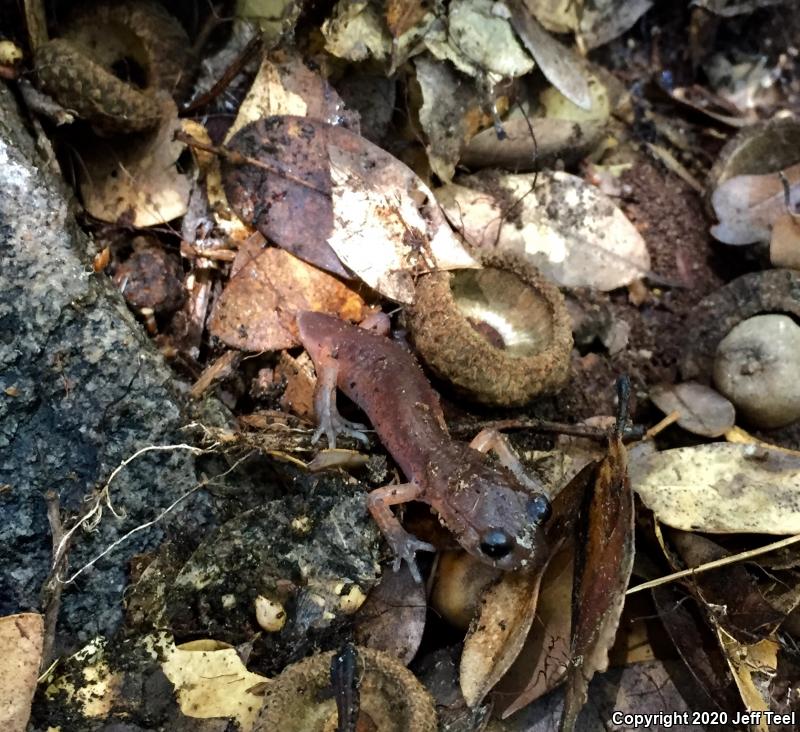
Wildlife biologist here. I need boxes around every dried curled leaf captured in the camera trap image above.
[562,427,634,730]
[438,171,650,290]
[79,97,193,226]
[223,116,478,301]
[460,562,549,708]
[629,443,800,534]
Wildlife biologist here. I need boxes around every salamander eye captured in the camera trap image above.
[526,495,552,525]
[479,529,515,559]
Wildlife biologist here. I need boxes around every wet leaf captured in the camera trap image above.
[431,552,501,631]
[0,613,43,732]
[438,171,650,290]
[562,426,634,730]
[629,443,800,534]
[79,98,193,226]
[504,0,591,110]
[160,636,268,729]
[460,560,550,708]
[208,242,365,351]
[354,564,427,664]
[223,116,478,301]
[711,163,800,245]
[649,382,736,438]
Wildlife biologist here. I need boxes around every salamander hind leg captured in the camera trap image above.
[367,483,436,583]
[310,348,369,448]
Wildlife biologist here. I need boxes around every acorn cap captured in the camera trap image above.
[253,646,437,731]
[408,252,572,406]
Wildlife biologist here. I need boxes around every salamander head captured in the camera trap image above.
[442,460,551,571]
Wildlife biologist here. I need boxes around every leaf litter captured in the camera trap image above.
[20,0,800,729]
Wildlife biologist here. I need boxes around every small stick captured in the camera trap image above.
[644,410,680,440]
[627,533,800,595]
[183,34,263,114]
[450,417,645,443]
[40,490,69,670]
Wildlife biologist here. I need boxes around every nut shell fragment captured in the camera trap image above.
[253,646,437,731]
[408,252,572,405]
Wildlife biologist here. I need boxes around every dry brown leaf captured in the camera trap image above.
[0,613,43,732]
[711,162,800,245]
[354,564,427,664]
[493,543,574,718]
[386,0,430,37]
[79,97,193,226]
[649,382,736,438]
[276,351,316,420]
[629,443,800,534]
[208,243,365,352]
[223,116,478,301]
[437,171,650,290]
[562,418,634,730]
[460,556,552,707]
[769,212,800,269]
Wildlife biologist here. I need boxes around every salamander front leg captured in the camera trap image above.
[367,483,436,582]
[310,347,369,448]
[470,428,545,494]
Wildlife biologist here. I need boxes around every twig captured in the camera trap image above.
[183,33,263,114]
[627,533,800,595]
[450,417,645,442]
[40,491,68,670]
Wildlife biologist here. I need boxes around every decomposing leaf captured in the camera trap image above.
[424,0,534,79]
[208,242,365,352]
[322,1,391,62]
[236,0,301,44]
[0,613,43,732]
[504,0,591,110]
[711,163,800,245]
[562,419,634,731]
[649,382,735,438]
[226,53,357,143]
[354,564,427,664]
[629,443,800,534]
[223,116,478,301]
[668,530,784,643]
[525,0,652,50]
[438,171,650,290]
[460,559,550,708]
[160,636,268,729]
[694,0,786,17]
[415,55,486,182]
[79,98,193,226]
[492,543,574,718]
[717,628,778,732]
[653,584,743,714]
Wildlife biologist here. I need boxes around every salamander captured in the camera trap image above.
[297,311,552,580]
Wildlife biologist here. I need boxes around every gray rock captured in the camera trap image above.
[0,82,226,646]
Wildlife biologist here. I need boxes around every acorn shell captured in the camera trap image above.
[408,252,572,406]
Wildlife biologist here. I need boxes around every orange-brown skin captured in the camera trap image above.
[297,311,551,580]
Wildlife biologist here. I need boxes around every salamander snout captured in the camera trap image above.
[479,528,515,559]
